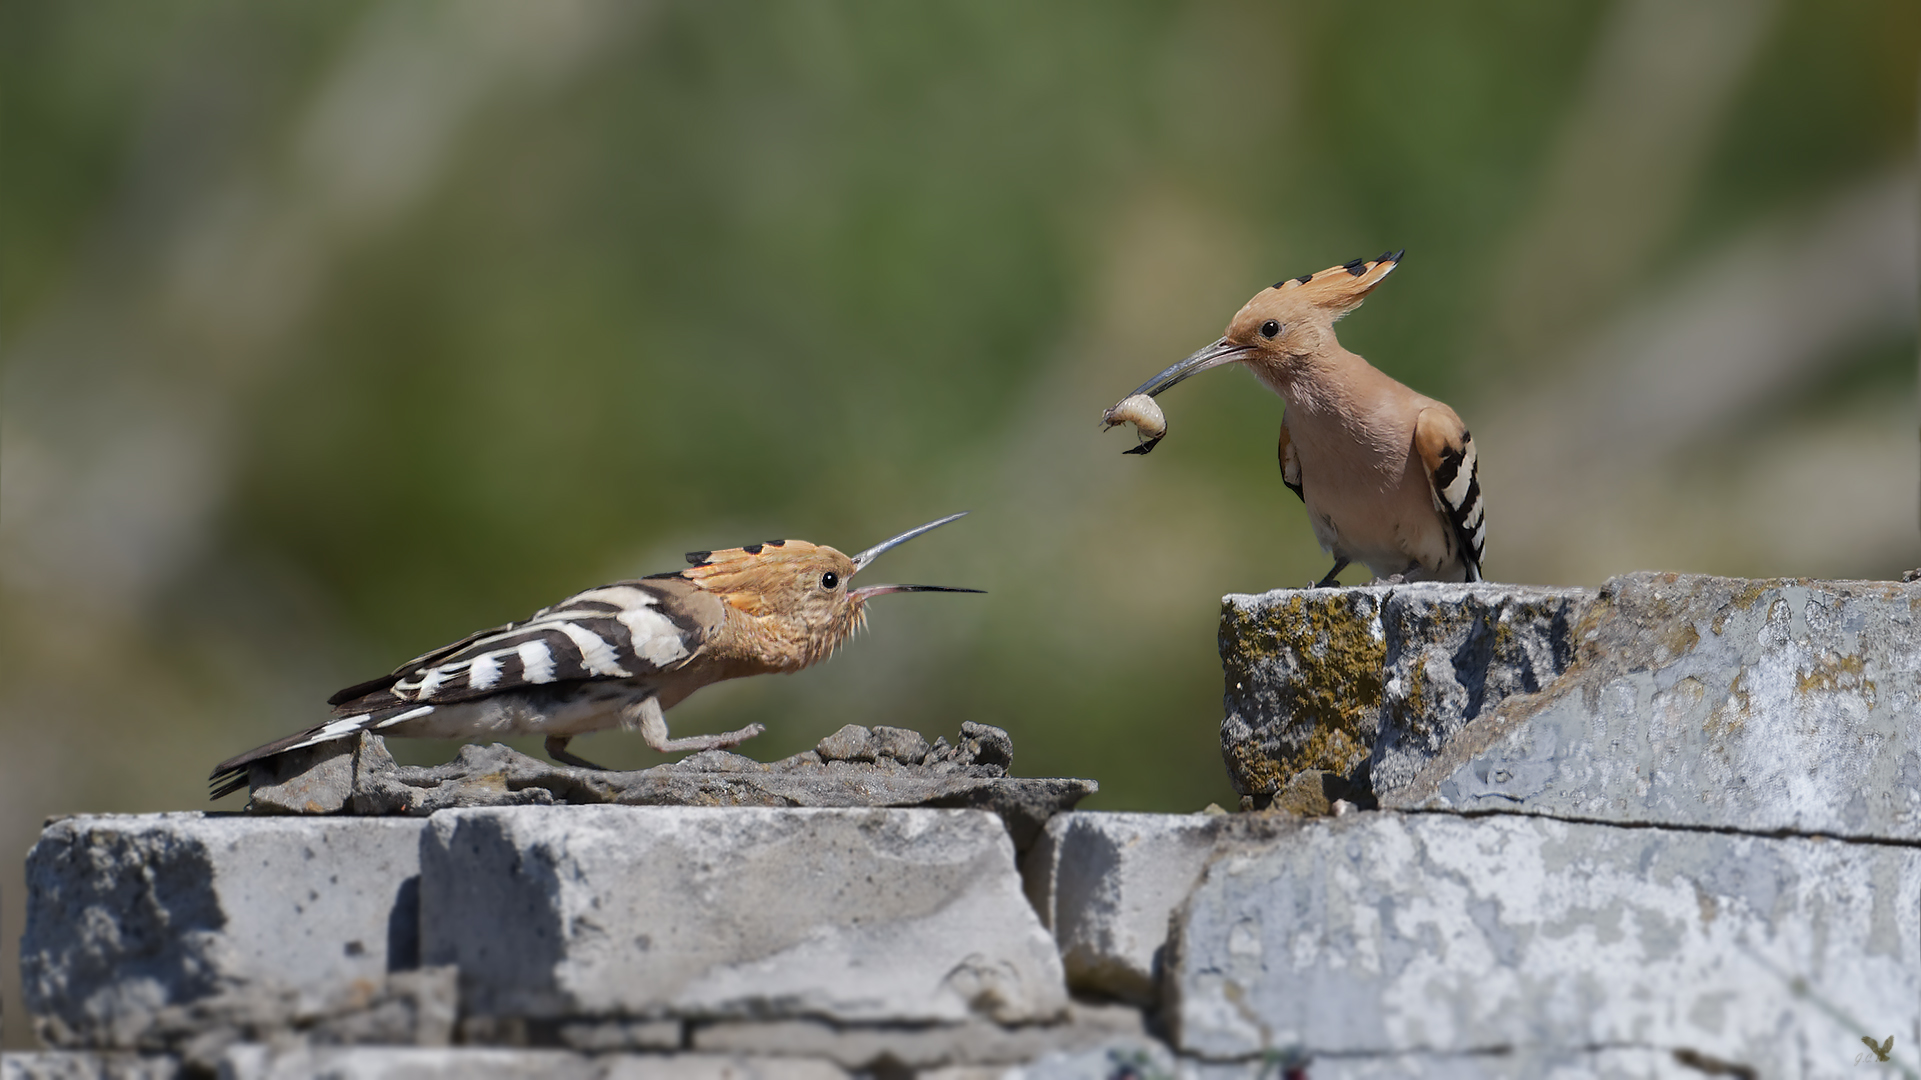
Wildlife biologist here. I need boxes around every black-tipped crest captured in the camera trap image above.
[685,550,712,566]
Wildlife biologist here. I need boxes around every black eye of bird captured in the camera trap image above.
[821,571,839,590]
[1260,319,1281,339]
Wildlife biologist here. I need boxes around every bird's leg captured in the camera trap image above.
[1314,559,1351,588]
[623,695,766,754]
[1377,561,1423,586]
[545,735,613,771]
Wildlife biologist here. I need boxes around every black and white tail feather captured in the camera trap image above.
[208,581,700,799]
[1428,432,1485,582]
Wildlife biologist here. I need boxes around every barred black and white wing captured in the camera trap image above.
[209,579,710,797]
[332,582,704,711]
[1414,407,1485,582]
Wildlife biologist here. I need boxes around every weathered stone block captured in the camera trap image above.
[213,1047,849,1080]
[1013,1046,1745,1079]
[0,1053,181,1080]
[1222,575,1921,842]
[1166,811,1920,1074]
[324,727,1090,853]
[1022,812,1300,1005]
[22,814,428,1050]
[245,738,358,815]
[419,806,1069,1026]
[1219,584,1588,798]
[1387,574,1921,841]
[1220,587,1388,793]
[1369,584,1586,795]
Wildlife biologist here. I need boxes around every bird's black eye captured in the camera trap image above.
[821,571,839,590]
[1260,319,1282,339]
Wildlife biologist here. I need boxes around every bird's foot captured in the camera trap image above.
[545,735,614,771]
[650,722,767,755]
[1378,573,1409,586]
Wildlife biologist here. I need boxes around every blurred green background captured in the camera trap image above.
[3,0,1917,1048]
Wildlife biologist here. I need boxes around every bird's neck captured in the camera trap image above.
[706,605,856,674]
[1251,344,1374,416]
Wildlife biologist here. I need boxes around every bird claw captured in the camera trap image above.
[651,722,766,754]
[712,722,765,747]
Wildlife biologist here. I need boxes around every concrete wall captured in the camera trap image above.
[10,575,1918,1079]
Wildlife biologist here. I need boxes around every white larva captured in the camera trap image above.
[1101,393,1167,455]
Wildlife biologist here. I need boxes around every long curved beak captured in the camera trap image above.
[849,583,985,600]
[1121,337,1254,400]
[850,511,970,573]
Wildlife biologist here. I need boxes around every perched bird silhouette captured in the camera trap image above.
[1103,251,1483,586]
[210,513,980,799]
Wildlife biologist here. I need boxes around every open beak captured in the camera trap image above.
[1120,337,1254,400]
[850,511,970,572]
[846,512,985,598]
[849,583,985,600]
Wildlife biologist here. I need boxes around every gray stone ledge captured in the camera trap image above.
[1022,811,1302,1006]
[1219,582,1590,798]
[1165,810,1920,1073]
[1220,573,1921,842]
[22,813,430,1052]
[0,1053,181,1080]
[213,1046,853,1080]
[1385,575,1921,841]
[249,723,1093,852]
[420,805,1070,1027]
[1038,1046,1772,1079]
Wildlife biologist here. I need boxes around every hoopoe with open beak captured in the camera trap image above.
[1103,252,1484,586]
[210,513,980,799]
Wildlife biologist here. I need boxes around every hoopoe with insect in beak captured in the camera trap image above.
[209,513,981,799]
[1102,251,1484,586]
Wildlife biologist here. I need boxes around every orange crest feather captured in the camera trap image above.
[1265,250,1402,317]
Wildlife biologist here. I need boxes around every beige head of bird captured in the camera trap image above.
[681,512,980,665]
[1107,251,1402,440]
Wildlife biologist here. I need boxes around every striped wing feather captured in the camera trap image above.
[330,581,705,715]
[1414,407,1485,582]
[211,578,713,799]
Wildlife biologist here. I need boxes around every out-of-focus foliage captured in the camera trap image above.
[3,0,1916,1047]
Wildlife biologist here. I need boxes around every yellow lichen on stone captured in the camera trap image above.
[1224,740,1289,796]
[1796,652,1869,698]
[1294,724,1367,775]
[1671,622,1701,658]
[1712,581,1772,635]
[1221,592,1385,793]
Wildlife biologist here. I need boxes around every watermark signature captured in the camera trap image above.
[1856,1035,1896,1065]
